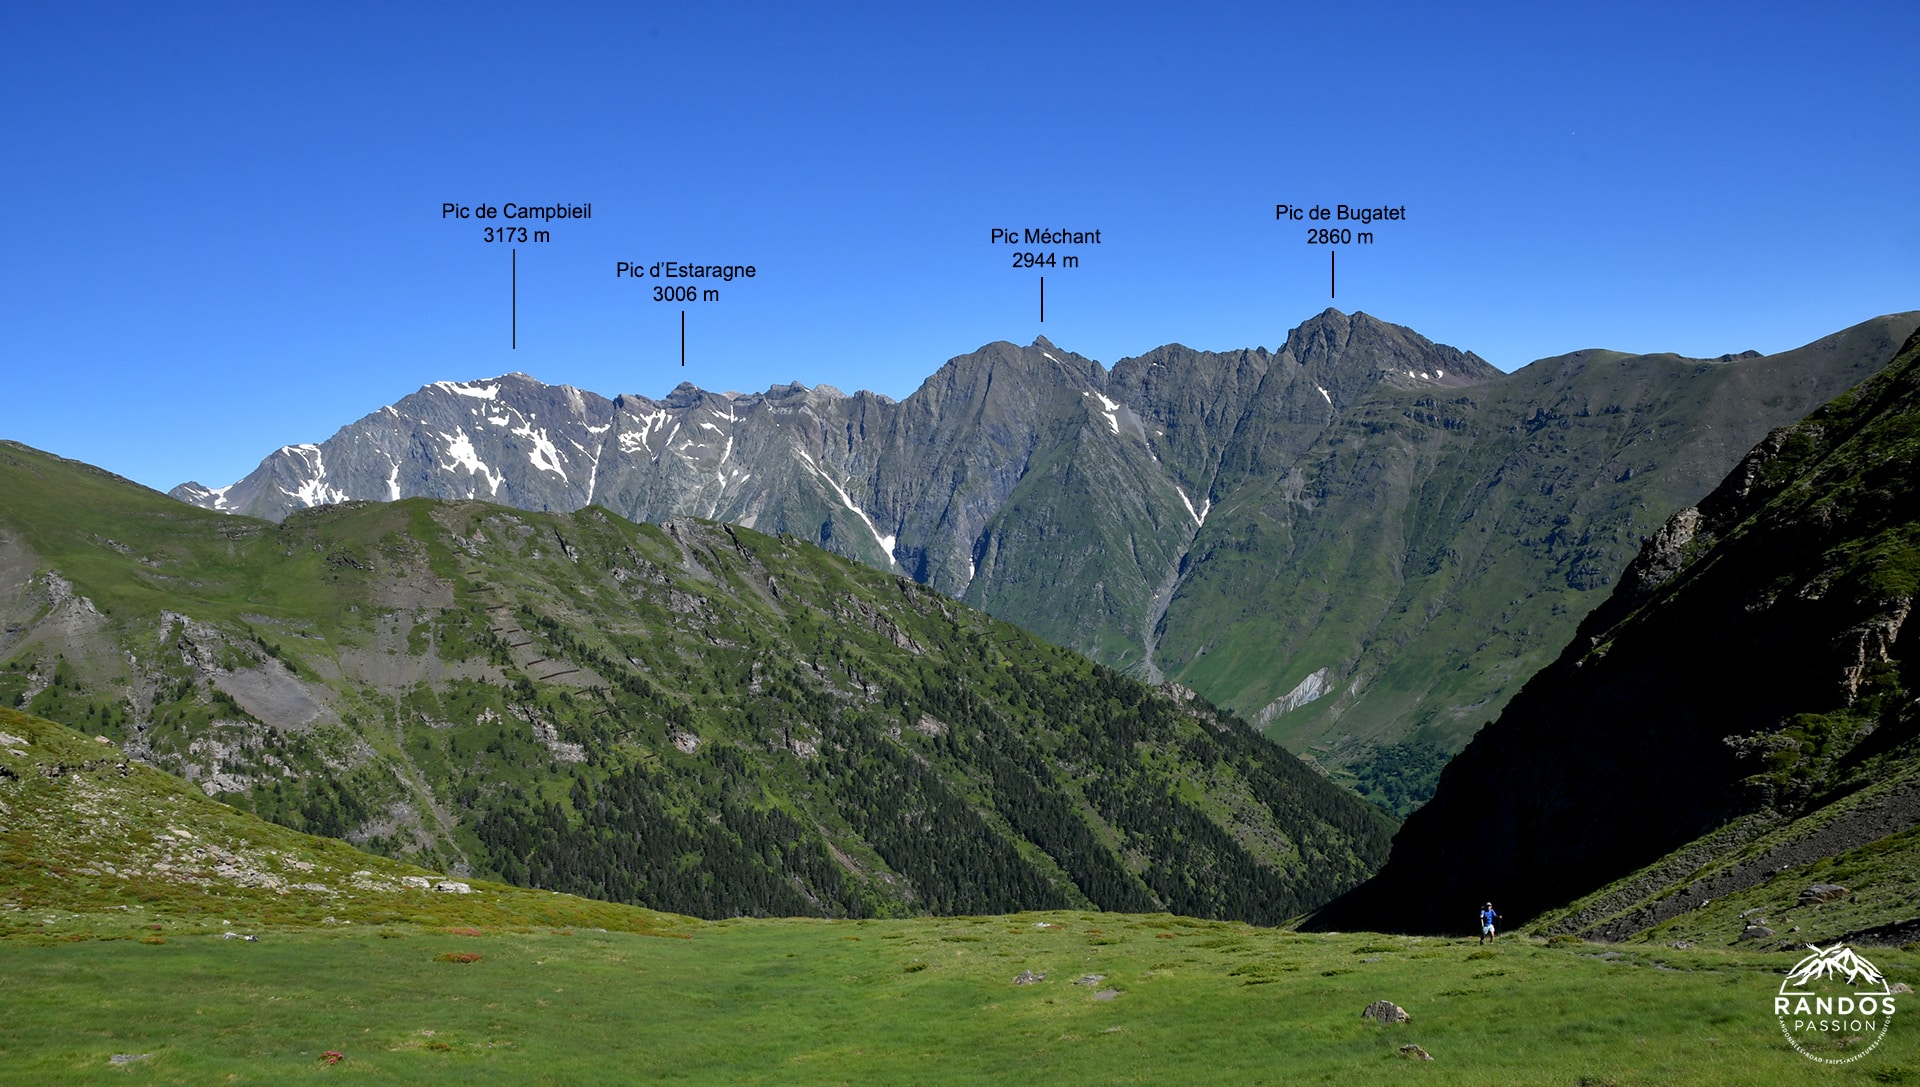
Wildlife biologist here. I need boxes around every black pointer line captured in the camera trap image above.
[511,248,517,349]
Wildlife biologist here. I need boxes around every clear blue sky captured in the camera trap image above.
[5,2,1916,492]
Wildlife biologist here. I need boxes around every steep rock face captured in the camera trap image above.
[1308,325,1920,934]
[170,311,1920,793]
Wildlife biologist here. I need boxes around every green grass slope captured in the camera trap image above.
[0,443,1391,923]
[1534,756,1920,950]
[5,707,1912,1082]
[0,707,686,940]
[3,917,1914,1083]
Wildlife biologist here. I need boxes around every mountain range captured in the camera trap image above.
[11,305,1920,944]
[172,309,1920,809]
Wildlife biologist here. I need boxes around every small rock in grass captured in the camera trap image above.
[1074,974,1106,986]
[108,1054,152,1065]
[1013,970,1046,985]
[1798,884,1849,905]
[1398,1044,1434,1061]
[1093,989,1120,1001]
[1361,1000,1411,1024]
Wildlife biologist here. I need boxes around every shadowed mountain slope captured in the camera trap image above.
[1309,324,1920,938]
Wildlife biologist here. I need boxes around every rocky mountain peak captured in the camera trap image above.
[1277,309,1499,391]
[662,382,707,409]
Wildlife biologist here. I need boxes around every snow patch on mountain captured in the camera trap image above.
[1084,391,1122,435]
[279,445,348,508]
[796,450,896,563]
[513,423,568,480]
[1174,486,1210,527]
[439,430,504,495]
[437,381,501,400]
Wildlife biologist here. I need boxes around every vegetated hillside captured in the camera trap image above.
[169,311,1919,806]
[1309,325,1920,944]
[0,706,686,938]
[0,442,1392,923]
[1162,313,1919,809]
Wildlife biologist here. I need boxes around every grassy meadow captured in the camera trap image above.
[3,915,1914,1085]
[6,701,1912,1083]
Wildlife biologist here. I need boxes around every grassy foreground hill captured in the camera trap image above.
[14,918,1917,1084]
[0,442,1389,922]
[0,707,682,938]
[7,706,1916,1082]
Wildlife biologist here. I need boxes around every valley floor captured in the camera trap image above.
[1,915,1910,1084]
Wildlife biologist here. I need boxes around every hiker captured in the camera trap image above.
[1479,902,1499,945]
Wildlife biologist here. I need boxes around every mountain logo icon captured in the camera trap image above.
[1775,943,1897,1064]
